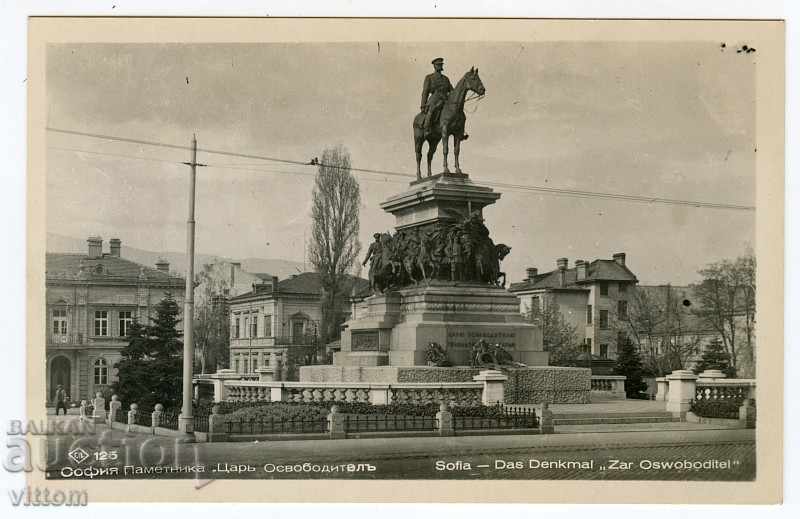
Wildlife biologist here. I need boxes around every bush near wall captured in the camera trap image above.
[213,401,511,423]
[690,400,746,419]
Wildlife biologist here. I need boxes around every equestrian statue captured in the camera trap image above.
[413,58,486,180]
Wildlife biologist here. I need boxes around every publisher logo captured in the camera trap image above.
[67,447,90,465]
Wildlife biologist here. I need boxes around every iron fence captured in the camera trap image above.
[224,416,329,435]
[193,408,210,432]
[453,406,538,431]
[344,414,437,433]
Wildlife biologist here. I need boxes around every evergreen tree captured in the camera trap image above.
[614,336,648,399]
[694,338,737,377]
[112,293,183,409]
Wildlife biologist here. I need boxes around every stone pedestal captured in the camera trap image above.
[337,283,547,368]
[473,369,508,405]
[666,369,698,416]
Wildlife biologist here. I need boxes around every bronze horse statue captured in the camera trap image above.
[413,67,485,179]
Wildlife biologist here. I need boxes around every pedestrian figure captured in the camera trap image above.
[54,384,69,416]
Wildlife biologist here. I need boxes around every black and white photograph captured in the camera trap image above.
[16,14,787,506]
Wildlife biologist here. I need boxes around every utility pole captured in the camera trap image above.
[179,134,206,434]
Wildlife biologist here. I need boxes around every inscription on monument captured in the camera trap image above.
[351,330,380,351]
[446,329,516,349]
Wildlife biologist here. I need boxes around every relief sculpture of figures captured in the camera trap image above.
[363,211,510,294]
[413,58,486,179]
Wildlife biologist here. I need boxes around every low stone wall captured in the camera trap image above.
[300,365,590,404]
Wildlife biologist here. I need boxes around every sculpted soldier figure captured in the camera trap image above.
[446,228,464,282]
[363,233,383,291]
[420,57,454,138]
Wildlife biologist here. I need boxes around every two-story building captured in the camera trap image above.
[228,273,369,375]
[46,236,185,404]
[508,253,638,360]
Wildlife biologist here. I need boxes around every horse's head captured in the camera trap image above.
[496,244,512,260]
[465,66,486,96]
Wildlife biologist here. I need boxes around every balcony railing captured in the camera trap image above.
[48,333,85,345]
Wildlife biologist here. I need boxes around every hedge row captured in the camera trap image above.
[690,400,746,419]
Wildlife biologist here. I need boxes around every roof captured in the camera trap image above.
[229,272,370,302]
[46,253,185,285]
[251,272,275,281]
[509,259,638,293]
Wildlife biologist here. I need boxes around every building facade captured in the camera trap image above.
[228,273,369,375]
[46,237,185,404]
[509,253,638,360]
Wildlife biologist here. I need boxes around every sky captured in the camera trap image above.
[45,41,756,285]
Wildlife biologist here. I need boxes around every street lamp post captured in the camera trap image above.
[179,134,204,434]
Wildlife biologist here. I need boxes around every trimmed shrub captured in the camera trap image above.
[690,400,745,419]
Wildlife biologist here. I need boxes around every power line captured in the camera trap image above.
[46,126,755,211]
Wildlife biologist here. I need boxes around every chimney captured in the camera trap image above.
[613,252,627,267]
[576,259,588,281]
[155,258,170,273]
[526,267,538,281]
[556,257,568,287]
[272,276,279,296]
[109,238,121,258]
[229,262,241,289]
[87,236,103,259]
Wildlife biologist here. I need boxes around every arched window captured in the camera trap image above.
[93,358,108,385]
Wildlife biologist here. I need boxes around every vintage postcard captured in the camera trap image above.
[22,17,783,504]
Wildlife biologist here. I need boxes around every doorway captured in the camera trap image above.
[50,356,71,402]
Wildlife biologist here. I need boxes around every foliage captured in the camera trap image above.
[694,338,737,377]
[212,401,513,422]
[424,342,450,366]
[614,336,649,399]
[309,146,362,344]
[112,293,183,409]
[692,250,756,376]
[618,285,703,376]
[524,298,581,367]
[690,400,744,419]
[194,262,231,374]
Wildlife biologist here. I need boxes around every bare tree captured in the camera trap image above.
[308,146,362,343]
[194,263,231,374]
[523,297,581,367]
[692,251,756,376]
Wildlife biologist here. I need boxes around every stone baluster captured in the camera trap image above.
[127,403,138,433]
[539,402,554,434]
[327,405,346,440]
[107,395,122,425]
[151,403,163,428]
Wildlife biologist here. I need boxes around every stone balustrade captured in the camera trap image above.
[695,379,756,402]
[590,375,627,399]
[223,379,485,406]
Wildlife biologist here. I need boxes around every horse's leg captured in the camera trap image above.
[426,137,437,177]
[414,136,423,180]
[454,137,462,174]
[441,130,450,174]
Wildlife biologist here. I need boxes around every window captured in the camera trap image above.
[600,344,609,359]
[586,304,593,325]
[619,283,627,293]
[252,357,259,371]
[243,358,250,373]
[234,358,240,373]
[617,300,628,320]
[93,358,108,385]
[233,318,240,339]
[583,338,592,354]
[53,309,67,335]
[94,311,108,336]
[244,317,249,338]
[599,310,609,329]
[599,282,609,296]
[531,296,540,312]
[264,315,272,337]
[251,318,258,338]
[119,311,133,337]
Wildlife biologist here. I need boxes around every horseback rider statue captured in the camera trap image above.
[420,57,453,138]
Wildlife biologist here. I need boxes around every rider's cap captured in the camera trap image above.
[373,233,381,239]
[431,57,444,65]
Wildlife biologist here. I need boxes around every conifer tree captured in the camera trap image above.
[614,336,648,398]
[113,293,183,409]
[694,338,737,378]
